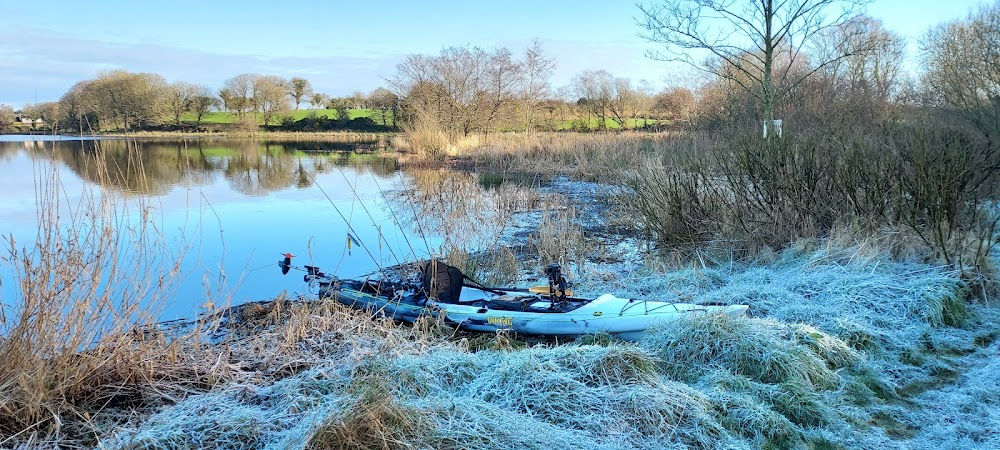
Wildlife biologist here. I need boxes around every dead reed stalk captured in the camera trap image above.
[0,140,212,445]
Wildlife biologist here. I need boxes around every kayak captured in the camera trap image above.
[431,288,748,341]
[288,259,749,341]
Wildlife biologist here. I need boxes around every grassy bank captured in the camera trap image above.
[180,108,390,125]
[178,108,654,131]
[99,130,398,141]
[93,248,999,450]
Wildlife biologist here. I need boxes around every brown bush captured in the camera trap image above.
[617,123,999,271]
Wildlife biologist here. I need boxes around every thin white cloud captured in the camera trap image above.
[0,26,406,105]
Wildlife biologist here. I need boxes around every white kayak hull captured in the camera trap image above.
[431,291,750,341]
[318,279,749,341]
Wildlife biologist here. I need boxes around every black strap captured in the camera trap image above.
[461,274,521,296]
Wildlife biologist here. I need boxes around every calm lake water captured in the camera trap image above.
[0,135,480,320]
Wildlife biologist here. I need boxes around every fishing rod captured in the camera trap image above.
[335,166,406,268]
[301,169,390,281]
[365,167,432,264]
[280,249,573,305]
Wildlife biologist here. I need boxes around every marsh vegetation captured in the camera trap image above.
[2,121,998,449]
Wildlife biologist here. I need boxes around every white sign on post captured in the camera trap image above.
[763,119,783,138]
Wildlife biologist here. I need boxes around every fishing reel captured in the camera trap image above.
[544,263,570,305]
[277,253,328,283]
[304,265,327,283]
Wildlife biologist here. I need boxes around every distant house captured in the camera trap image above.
[13,116,45,128]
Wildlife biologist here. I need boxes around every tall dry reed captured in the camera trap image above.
[0,140,219,445]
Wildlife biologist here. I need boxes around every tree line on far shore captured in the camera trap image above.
[0,72,405,134]
[0,51,695,136]
[1,0,998,146]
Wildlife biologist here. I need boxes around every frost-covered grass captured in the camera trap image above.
[903,339,1000,448]
[0,203,989,449]
[81,247,1000,450]
[581,246,980,395]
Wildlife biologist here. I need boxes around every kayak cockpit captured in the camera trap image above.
[453,289,590,313]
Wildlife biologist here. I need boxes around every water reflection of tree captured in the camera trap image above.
[224,151,296,196]
[0,142,23,162]
[34,140,226,195]
[333,153,399,178]
[296,161,313,189]
[8,139,400,196]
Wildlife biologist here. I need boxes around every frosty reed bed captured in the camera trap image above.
[0,140,228,445]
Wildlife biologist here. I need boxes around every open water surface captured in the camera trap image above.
[0,135,452,320]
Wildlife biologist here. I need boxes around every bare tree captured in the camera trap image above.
[921,2,1000,142]
[189,85,218,128]
[435,46,488,135]
[91,70,166,131]
[653,87,695,124]
[163,81,198,128]
[0,104,14,132]
[288,77,312,110]
[253,75,290,126]
[59,81,101,133]
[391,45,523,137]
[607,77,642,129]
[635,79,656,128]
[369,87,399,126]
[573,70,612,129]
[822,16,903,102]
[798,15,905,124]
[347,91,368,109]
[482,47,521,133]
[574,70,644,130]
[637,0,871,128]
[517,39,556,132]
[221,73,258,118]
[218,89,239,116]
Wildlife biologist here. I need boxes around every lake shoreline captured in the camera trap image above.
[0,130,400,140]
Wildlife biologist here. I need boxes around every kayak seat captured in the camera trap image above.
[422,260,465,303]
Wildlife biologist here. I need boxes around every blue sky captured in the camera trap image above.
[0,0,986,107]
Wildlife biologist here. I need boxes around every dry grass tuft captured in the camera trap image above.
[308,381,432,450]
[642,315,847,389]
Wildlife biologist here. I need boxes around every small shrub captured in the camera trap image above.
[619,124,1000,270]
[235,115,259,131]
